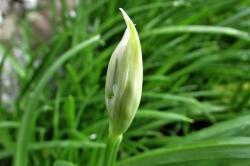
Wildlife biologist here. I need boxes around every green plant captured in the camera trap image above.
[104,8,142,166]
[0,0,249,166]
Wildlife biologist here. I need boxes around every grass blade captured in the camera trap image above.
[117,137,250,166]
[140,26,250,41]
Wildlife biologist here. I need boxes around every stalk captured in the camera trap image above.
[103,134,123,166]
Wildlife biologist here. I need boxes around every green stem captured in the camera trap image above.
[104,134,123,166]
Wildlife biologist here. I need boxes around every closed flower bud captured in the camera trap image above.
[105,8,143,136]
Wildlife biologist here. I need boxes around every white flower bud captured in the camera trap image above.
[105,8,143,136]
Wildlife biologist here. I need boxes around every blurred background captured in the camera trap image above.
[0,0,250,166]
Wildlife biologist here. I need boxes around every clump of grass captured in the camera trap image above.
[0,0,249,166]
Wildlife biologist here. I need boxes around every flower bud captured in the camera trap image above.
[105,8,143,136]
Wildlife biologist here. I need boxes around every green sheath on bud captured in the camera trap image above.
[105,8,143,136]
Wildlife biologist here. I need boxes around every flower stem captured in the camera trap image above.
[104,134,123,166]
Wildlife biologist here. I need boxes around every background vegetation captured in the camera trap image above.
[1,0,250,166]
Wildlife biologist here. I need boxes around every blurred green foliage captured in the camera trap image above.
[0,0,250,166]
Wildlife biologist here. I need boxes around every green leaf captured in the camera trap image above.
[1,140,105,160]
[140,25,250,41]
[117,137,250,166]
[182,114,250,142]
[53,160,77,166]
[136,109,193,123]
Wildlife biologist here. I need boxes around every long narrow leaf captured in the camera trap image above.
[117,137,250,166]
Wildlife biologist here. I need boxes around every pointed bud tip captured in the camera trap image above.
[119,8,125,14]
[119,8,133,27]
